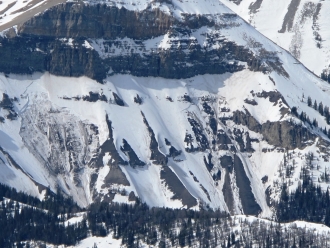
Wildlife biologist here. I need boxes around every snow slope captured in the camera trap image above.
[0,0,330,219]
[221,0,330,76]
[0,63,330,216]
[0,0,67,31]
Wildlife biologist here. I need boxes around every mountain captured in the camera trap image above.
[0,0,67,31]
[221,0,330,80]
[0,0,330,222]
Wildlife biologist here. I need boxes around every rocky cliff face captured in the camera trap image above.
[232,110,316,150]
[0,36,106,81]
[0,2,284,82]
[0,0,330,218]
[19,3,175,39]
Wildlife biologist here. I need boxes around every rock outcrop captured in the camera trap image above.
[0,2,284,82]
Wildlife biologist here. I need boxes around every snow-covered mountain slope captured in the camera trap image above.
[221,0,330,77]
[0,0,330,218]
[0,0,66,31]
[1,68,330,217]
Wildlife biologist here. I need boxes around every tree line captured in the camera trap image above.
[321,71,330,84]
[291,95,330,138]
[277,171,330,227]
[2,182,330,247]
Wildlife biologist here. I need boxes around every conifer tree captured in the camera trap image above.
[308,96,312,107]
[319,102,324,116]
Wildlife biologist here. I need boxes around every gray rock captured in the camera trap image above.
[0,3,286,82]
[160,165,197,208]
[233,110,315,149]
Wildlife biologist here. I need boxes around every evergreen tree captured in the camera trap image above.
[325,106,329,117]
[321,71,330,84]
[307,96,312,107]
[2,177,330,247]
[291,106,298,116]
[319,102,324,116]
[299,111,306,122]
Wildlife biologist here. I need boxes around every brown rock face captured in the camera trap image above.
[232,110,315,150]
[261,121,315,150]
[19,3,175,39]
[0,2,282,82]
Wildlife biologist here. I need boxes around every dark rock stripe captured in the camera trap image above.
[249,0,263,14]
[160,165,197,208]
[120,139,146,167]
[233,155,261,215]
[104,164,130,186]
[141,112,167,165]
[90,115,128,168]
[222,171,234,214]
[220,155,233,173]
[279,0,301,33]
[313,3,322,24]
